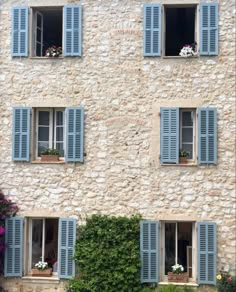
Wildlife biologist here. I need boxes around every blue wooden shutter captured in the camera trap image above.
[140,221,159,283]
[143,4,161,56]
[58,218,76,279]
[198,108,217,164]
[12,107,31,161]
[64,5,82,56]
[11,7,28,57]
[4,217,24,277]
[160,108,179,164]
[66,107,84,162]
[197,222,216,285]
[200,3,218,55]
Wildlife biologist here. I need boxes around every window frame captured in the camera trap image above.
[162,4,199,57]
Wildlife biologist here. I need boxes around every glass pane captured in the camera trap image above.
[38,111,49,125]
[37,28,41,42]
[36,43,42,57]
[182,112,193,126]
[56,111,64,126]
[56,143,64,156]
[56,127,63,141]
[182,128,193,143]
[38,127,49,141]
[31,219,43,268]
[38,141,49,155]
[37,14,42,27]
[177,223,192,274]
[44,219,58,272]
[182,143,193,159]
[165,223,176,275]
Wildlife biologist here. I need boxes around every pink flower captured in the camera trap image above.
[0,226,5,235]
[227,277,232,282]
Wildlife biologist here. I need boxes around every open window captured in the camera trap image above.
[164,5,197,56]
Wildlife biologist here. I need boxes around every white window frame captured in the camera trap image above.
[160,221,197,283]
[180,108,196,162]
[162,4,199,57]
[35,108,65,159]
[34,11,43,57]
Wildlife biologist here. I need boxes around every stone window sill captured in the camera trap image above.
[22,275,60,283]
[30,57,64,60]
[163,55,199,59]
[31,160,65,164]
[159,281,198,287]
[161,163,197,167]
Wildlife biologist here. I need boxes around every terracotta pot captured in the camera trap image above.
[168,272,188,283]
[31,268,52,277]
[41,155,59,162]
[179,156,188,164]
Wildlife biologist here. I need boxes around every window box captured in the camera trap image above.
[40,155,59,162]
[31,268,52,277]
[168,272,189,283]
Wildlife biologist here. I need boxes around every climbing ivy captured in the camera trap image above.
[67,214,142,292]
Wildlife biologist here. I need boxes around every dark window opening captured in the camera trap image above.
[165,7,195,56]
[34,8,63,57]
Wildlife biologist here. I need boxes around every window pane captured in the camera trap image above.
[182,143,193,159]
[38,127,49,141]
[56,142,64,156]
[37,28,42,42]
[38,142,49,155]
[178,223,192,275]
[31,219,43,268]
[39,111,50,125]
[56,127,63,141]
[182,112,193,126]
[56,111,63,126]
[36,43,42,57]
[44,219,58,272]
[182,128,193,143]
[165,223,176,275]
[37,14,42,27]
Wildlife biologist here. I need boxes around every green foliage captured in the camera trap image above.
[181,286,195,292]
[157,285,182,292]
[68,214,142,292]
[217,270,236,292]
[41,148,59,155]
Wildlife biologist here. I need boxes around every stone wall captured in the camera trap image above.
[0,0,235,291]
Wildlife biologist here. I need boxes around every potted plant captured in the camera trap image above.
[31,261,52,277]
[168,264,188,283]
[179,150,190,164]
[179,42,197,57]
[40,148,60,162]
[45,45,62,57]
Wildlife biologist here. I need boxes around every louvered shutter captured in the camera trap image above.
[64,5,82,56]
[198,108,217,164]
[11,7,28,57]
[140,221,159,283]
[200,3,218,55]
[12,107,31,161]
[58,218,76,279]
[197,222,216,285]
[4,217,24,277]
[66,107,84,162]
[160,108,179,164]
[143,4,161,56]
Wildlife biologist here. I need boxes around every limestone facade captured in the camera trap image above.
[0,0,235,291]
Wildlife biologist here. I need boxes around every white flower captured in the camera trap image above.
[35,261,48,270]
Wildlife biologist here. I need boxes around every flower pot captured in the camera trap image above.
[168,272,188,283]
[31,268,52,277]
[41,155,59,162]
[179,156,188,164]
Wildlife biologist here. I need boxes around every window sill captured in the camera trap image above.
[29,56,64,59]
[162,55,199,59]
[31,160,65,164]
[161,163,197,167]
[159,281,198,287]
[22,275,60,283]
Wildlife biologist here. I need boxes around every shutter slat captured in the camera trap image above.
[12,107,31,161]
[143,4,161,56]
[64,5,82,56]
[198,108,217,164]
[4,217,23,277]
[200,3,218,55]
[66,107,84,162]
[11,7,28,56]
[140,221,159,283]
[160,108,179,163]
[59,218,76,279]
[197,222,216,285]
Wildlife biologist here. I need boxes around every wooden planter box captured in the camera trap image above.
[31,268,52,277]
[179,156,188,164]
[168,272,188,283]
[41,155,59,162]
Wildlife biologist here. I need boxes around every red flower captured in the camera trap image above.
[227,277,232,282]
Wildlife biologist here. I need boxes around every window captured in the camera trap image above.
[160,107,217,165]
[4,217,76,279]
[143,3,219,56]
[140,221,217,285]
[36,109,65,158]
[12,107,84,162]
[11,5,82,57]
